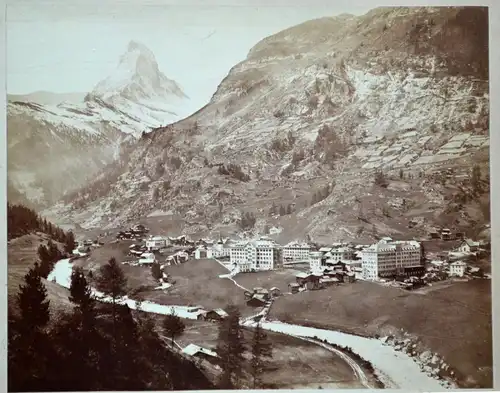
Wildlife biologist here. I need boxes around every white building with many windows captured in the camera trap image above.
[309,251,323,272]
[449,261,467,277]
[229,237,283,272]
[361,239,422,280]
[283,241,312,261]
[326,246,356,263]
[146,236,167,251]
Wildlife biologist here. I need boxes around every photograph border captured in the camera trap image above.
[0,0,498,391]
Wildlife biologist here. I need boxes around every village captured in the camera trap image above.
[64,222,491,379]
[73,224,490,305]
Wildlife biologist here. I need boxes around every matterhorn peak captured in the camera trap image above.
[91,40,188,103]
[127,40,150,53]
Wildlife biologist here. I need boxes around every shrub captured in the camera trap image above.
[240,212,256,230]
[218,163,251,182]
[170,156,182,170]
[291,149,305,166]
[374,170,389,188]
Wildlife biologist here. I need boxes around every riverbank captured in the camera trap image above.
[47,257,454,390]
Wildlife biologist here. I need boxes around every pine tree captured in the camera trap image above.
[112,305,144,390]
[250,323,273,388]
[471,165,482,194]
[47,239,61,261]
[162,309,186,346]
[216,305,246,389]
[36,244,52,278]
[279,205,286,216]
[151,263,163,281]
[64,231,76,254]
[50,267,100,390]
[286,204,293,215]
[10,263,54,390]
[270,202,277,216]
[96,258,127,335]
[70,267,96,319]
[17,262,50,329]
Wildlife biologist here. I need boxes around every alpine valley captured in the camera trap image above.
[14,7,491,244]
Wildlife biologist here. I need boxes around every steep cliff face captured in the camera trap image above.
[7,41,190,208]
[50,7,490,243]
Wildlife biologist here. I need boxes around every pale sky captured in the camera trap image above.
[6,0,373,110]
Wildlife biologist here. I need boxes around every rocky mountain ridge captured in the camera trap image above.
[47,7,490,244]
[8,41,190,208]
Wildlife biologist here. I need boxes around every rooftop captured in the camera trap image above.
[182,344,218,358]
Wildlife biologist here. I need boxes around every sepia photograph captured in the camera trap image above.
[5,0,493,391]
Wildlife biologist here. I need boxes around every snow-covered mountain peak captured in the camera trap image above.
[91,41,188,103]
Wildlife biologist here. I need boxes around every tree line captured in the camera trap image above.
[35,240,68,279]
[7,203,75,247]
[8,257,213,391]
[269,202,294,216]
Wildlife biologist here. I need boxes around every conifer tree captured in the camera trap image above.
[250,323,273,388]
[96,258,127,334]
[216,305,246,389]
[17,262,50,329]
[64,231,76,254]
[70,267,96,320]
[11,263,53,390]
[162,308,186,346]
[471,165,482,194]
[151,262,163,281]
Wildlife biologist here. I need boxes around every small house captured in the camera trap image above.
[132,224,147,233]
[326,261,346,272]
[305,274,322,290]
[441,228,453,241]
[345,272,356,283]
[449,261,467,277]
[182,344,219,364]
[193,310,208,320]
[320,277,339,287]
[269,287,281,297]
[457,239,479,253]
[428,231,440,240]
[146,236,167,251]
[206,308,229,321]
[288,282,300,294]
[194,247,209,259]
[253,287,270,301]
[138,252,156,265]
[247,294,267,307]
[244,290,254,300]
[295,272,310,286]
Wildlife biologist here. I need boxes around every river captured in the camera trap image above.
[47,258,451,391]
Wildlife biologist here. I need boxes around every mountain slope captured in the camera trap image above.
[7,91,86,105]
[7,41,190,208]
[50,7,490,243]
